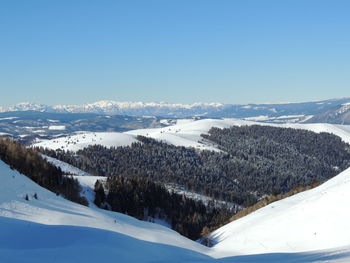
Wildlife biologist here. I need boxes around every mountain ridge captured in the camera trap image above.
[2,97,350,119]
[307,102,350,124]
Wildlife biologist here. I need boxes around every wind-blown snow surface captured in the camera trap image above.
[33,118,350,152]
[209,166,350,258]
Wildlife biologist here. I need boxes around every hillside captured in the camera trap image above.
[2,158,350,262]
[0,111,170,139]
[0,159,211,262]
[308,103,350,124]
[209,166,350,258]
[39,124,350,215]
[33,118,350,152]
[35,132,138,152]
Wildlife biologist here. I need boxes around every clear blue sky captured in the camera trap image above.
[1,0,350,106]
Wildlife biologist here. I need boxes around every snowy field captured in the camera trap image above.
[33,118,350,152]
[34,132,138,151]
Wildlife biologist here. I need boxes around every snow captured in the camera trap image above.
[41,155,91,176]
[176,118,197,125]
[0,160,208,258]
[34,132,138,151]
[25,118,350,262]
[280,122,350,144]
[160,119,171,125]
[165,184,240,211]
[209,166,350,258]
[335,104,350,116]
[127,119,350,150]
[0,117,18,121]
[49,100,225,115]
[0,217,212,263]
[32,119,350,152]
[42,154,106,206]
[73,175,107,206]
[48,125,66,130]
[300,115,314,122]
[241,105,252,109]
[2,154,350,261]
[244,115,312,123]
[244,115,270,121]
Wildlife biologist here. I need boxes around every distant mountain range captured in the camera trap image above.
[1,98,350,120]
[0,111,173,142]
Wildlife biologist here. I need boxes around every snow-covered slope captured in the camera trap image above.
[209,166,350,258]
[33,118,350,152]
[0,160,208,260]
[126,119,350,148]
[42,155,91,176]
[0,216,212,263]
[308,102,350,124]
[34,132,138,151]
[2,153,350,261]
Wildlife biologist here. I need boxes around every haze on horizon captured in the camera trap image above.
[1,0,349,107]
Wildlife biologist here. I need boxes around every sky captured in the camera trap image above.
[1,0,350,106]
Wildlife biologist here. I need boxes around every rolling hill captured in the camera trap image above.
[2,154,350,262]
[209,166,350,258]
[308,103,350,124]
[33,118,350,152]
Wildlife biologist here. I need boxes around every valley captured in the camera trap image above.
[3,1,350,261]
[2,100,350,262]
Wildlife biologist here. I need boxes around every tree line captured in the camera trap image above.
[0,137,87,205]
[94,176,231,240]
[40,125,350,208]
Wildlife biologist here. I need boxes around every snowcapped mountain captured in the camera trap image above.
[2,97,350,119]
[53,100,224,113]
[1,101,225,117]
[3,102,51,112]
[308,102,350,124]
